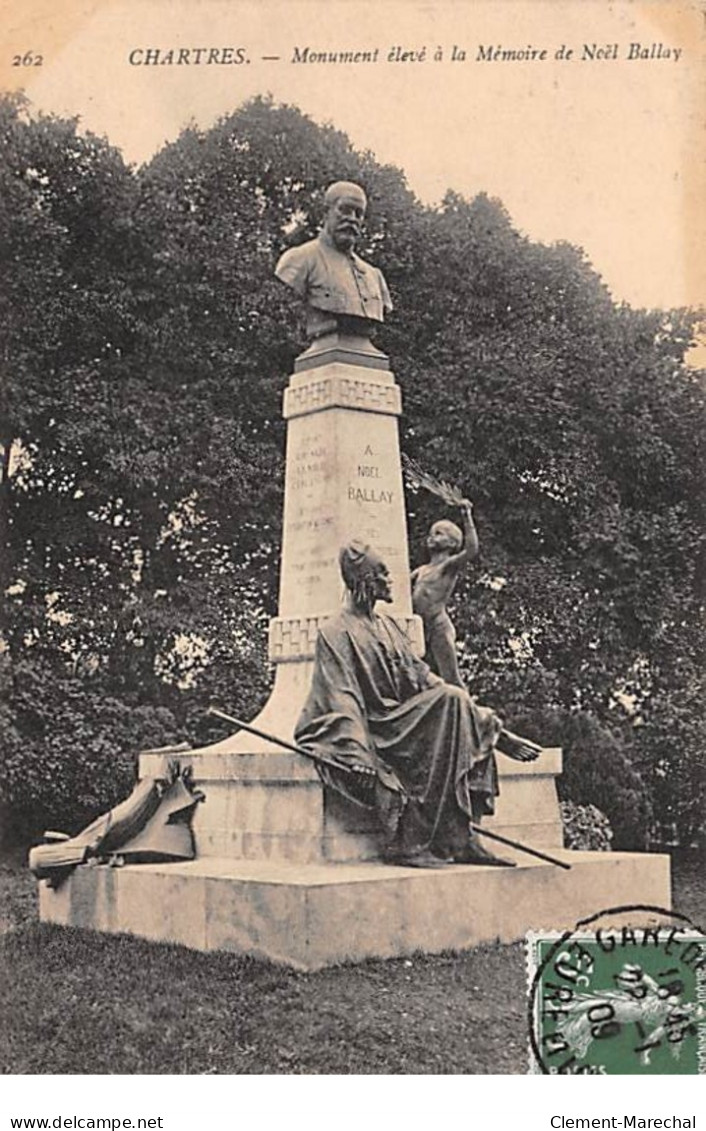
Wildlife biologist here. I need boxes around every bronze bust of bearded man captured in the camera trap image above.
[275,181,393,341]
[295,541,532,867]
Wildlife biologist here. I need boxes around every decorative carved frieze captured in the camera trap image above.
[283,373,402,419]
[269,613,424,662]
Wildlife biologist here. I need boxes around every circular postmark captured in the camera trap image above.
[527,905,706,1075]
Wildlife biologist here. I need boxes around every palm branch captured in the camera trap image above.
[401,453,467,506]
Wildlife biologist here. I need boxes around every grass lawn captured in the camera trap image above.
[1,850,703,1075]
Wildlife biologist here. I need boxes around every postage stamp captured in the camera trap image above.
[527,905,706,1075]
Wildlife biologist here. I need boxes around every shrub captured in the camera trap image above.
[560,800,613,851]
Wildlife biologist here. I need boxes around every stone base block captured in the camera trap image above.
[138,746,566,864]
[39,849,670,971]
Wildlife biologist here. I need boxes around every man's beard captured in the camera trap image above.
[351,577,391,612]
[334,225,359,249]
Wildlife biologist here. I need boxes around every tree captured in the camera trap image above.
[1,93,703,846]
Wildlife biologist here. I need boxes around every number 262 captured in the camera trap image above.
[12,52,43,66]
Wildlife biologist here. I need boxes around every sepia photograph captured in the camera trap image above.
[1,0,704,1098]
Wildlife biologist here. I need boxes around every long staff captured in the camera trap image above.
[206,708,571,870]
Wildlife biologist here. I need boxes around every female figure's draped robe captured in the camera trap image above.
[295,610,501,857]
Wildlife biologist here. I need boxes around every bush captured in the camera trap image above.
[509,707,652,850]
[0,657,183,843]
[560,800,613,851]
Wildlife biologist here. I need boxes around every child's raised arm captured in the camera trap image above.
[442,499,479,574]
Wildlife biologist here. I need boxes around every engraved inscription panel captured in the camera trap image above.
[279,413,339,614]
[278,367,413,628]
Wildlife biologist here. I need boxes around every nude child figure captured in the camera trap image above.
[411,499,478,687]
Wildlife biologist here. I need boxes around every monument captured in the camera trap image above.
[36,181,670,969]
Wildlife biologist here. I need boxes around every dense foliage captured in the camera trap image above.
[560,801,613,853]
[512,708,651,850]
[1,92,703,844]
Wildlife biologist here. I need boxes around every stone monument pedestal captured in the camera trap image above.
[37,335,671,966]
[39,744,670,969]
[39,852,670,972]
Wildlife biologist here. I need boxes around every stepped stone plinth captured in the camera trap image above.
[136,746,565,866]
[40,849,670,971]
[37,319,671,968]
[41,704,670,968]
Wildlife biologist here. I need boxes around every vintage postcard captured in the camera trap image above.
[1,0,704,1107]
